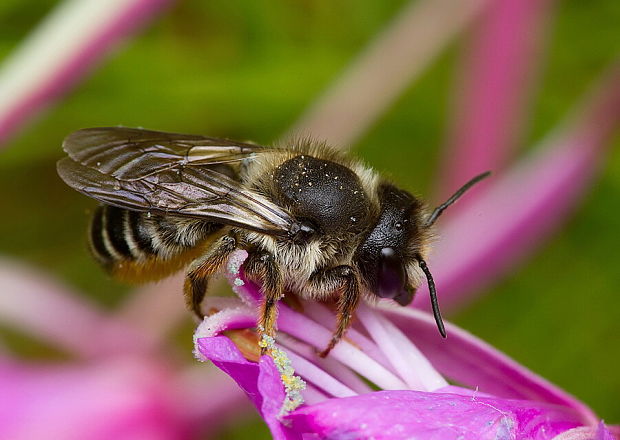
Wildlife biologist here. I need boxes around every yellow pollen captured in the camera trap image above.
[259,334,306,414]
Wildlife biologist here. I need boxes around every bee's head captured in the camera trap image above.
[355,184,426,307]
[355,172,491,339]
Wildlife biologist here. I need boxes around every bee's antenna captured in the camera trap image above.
[425,171,491,227]
[416,256,446,338]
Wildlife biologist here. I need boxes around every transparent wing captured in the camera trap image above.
[57,127,294,235]
[62,127,269,181]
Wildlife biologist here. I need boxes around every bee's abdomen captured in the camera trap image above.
[89,205,222,280]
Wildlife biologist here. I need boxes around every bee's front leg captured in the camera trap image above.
[309,265,361,358]
[243,251,283,354]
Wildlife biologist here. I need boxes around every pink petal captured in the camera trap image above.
[0,0,171,145]
[379,304,598,425]
[419,63,620,311]
[0,258,145,357]
[194,298,360,401]
[552,422,618,440]
[195,336,298,440]
[116,274,187,349]
[595,423,618,440]
[285,389,583,440]
[438,0,553,199]
[0,358,189,440]
[608,425,620,439]
[193,297,256,347]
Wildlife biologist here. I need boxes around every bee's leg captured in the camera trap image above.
[310,265,360,358]
[184,234,237,319]
[243,251,283,354]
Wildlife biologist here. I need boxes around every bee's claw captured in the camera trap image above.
[317,340,336,358]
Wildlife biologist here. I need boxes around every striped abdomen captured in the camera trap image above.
[89,205,222,282]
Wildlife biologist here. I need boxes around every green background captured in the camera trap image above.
[1,1,619,437]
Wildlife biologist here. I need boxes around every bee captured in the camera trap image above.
[57,127,489,356]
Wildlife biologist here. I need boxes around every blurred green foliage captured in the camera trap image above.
[1,0,619,437]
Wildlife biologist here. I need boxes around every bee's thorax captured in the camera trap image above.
[272,155,372,235]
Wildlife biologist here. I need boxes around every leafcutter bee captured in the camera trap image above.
[57,127,489,356]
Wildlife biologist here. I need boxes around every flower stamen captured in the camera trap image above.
[358,304,447,391]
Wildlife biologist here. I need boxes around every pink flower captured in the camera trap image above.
[194,251,618,439]
[1,0,618,438]
[192,55,620,439]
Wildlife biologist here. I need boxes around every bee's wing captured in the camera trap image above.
[62,127,267,180]
[58,127,294,235]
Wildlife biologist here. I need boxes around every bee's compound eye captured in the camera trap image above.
[377,247,405,299]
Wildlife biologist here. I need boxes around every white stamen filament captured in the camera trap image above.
[357,304,429,390]
[301,384,329,405]
[277,346,357,398]
[302,301,397,373]
[277,311,408,390]
[277,333,373,395]
[359,304,448,391]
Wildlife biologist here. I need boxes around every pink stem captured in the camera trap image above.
[173,365,253,435]
[284,0,488,147]
[421,63,620,312]
[360,305,448,391]
[437,0,555,202]
[0,0,172,146]
[277,307,408,390]
[301,384,329,405]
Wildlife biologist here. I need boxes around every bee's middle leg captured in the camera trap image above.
[184,234,237,319]
[309,265,361,358]
[243,250,283,353]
